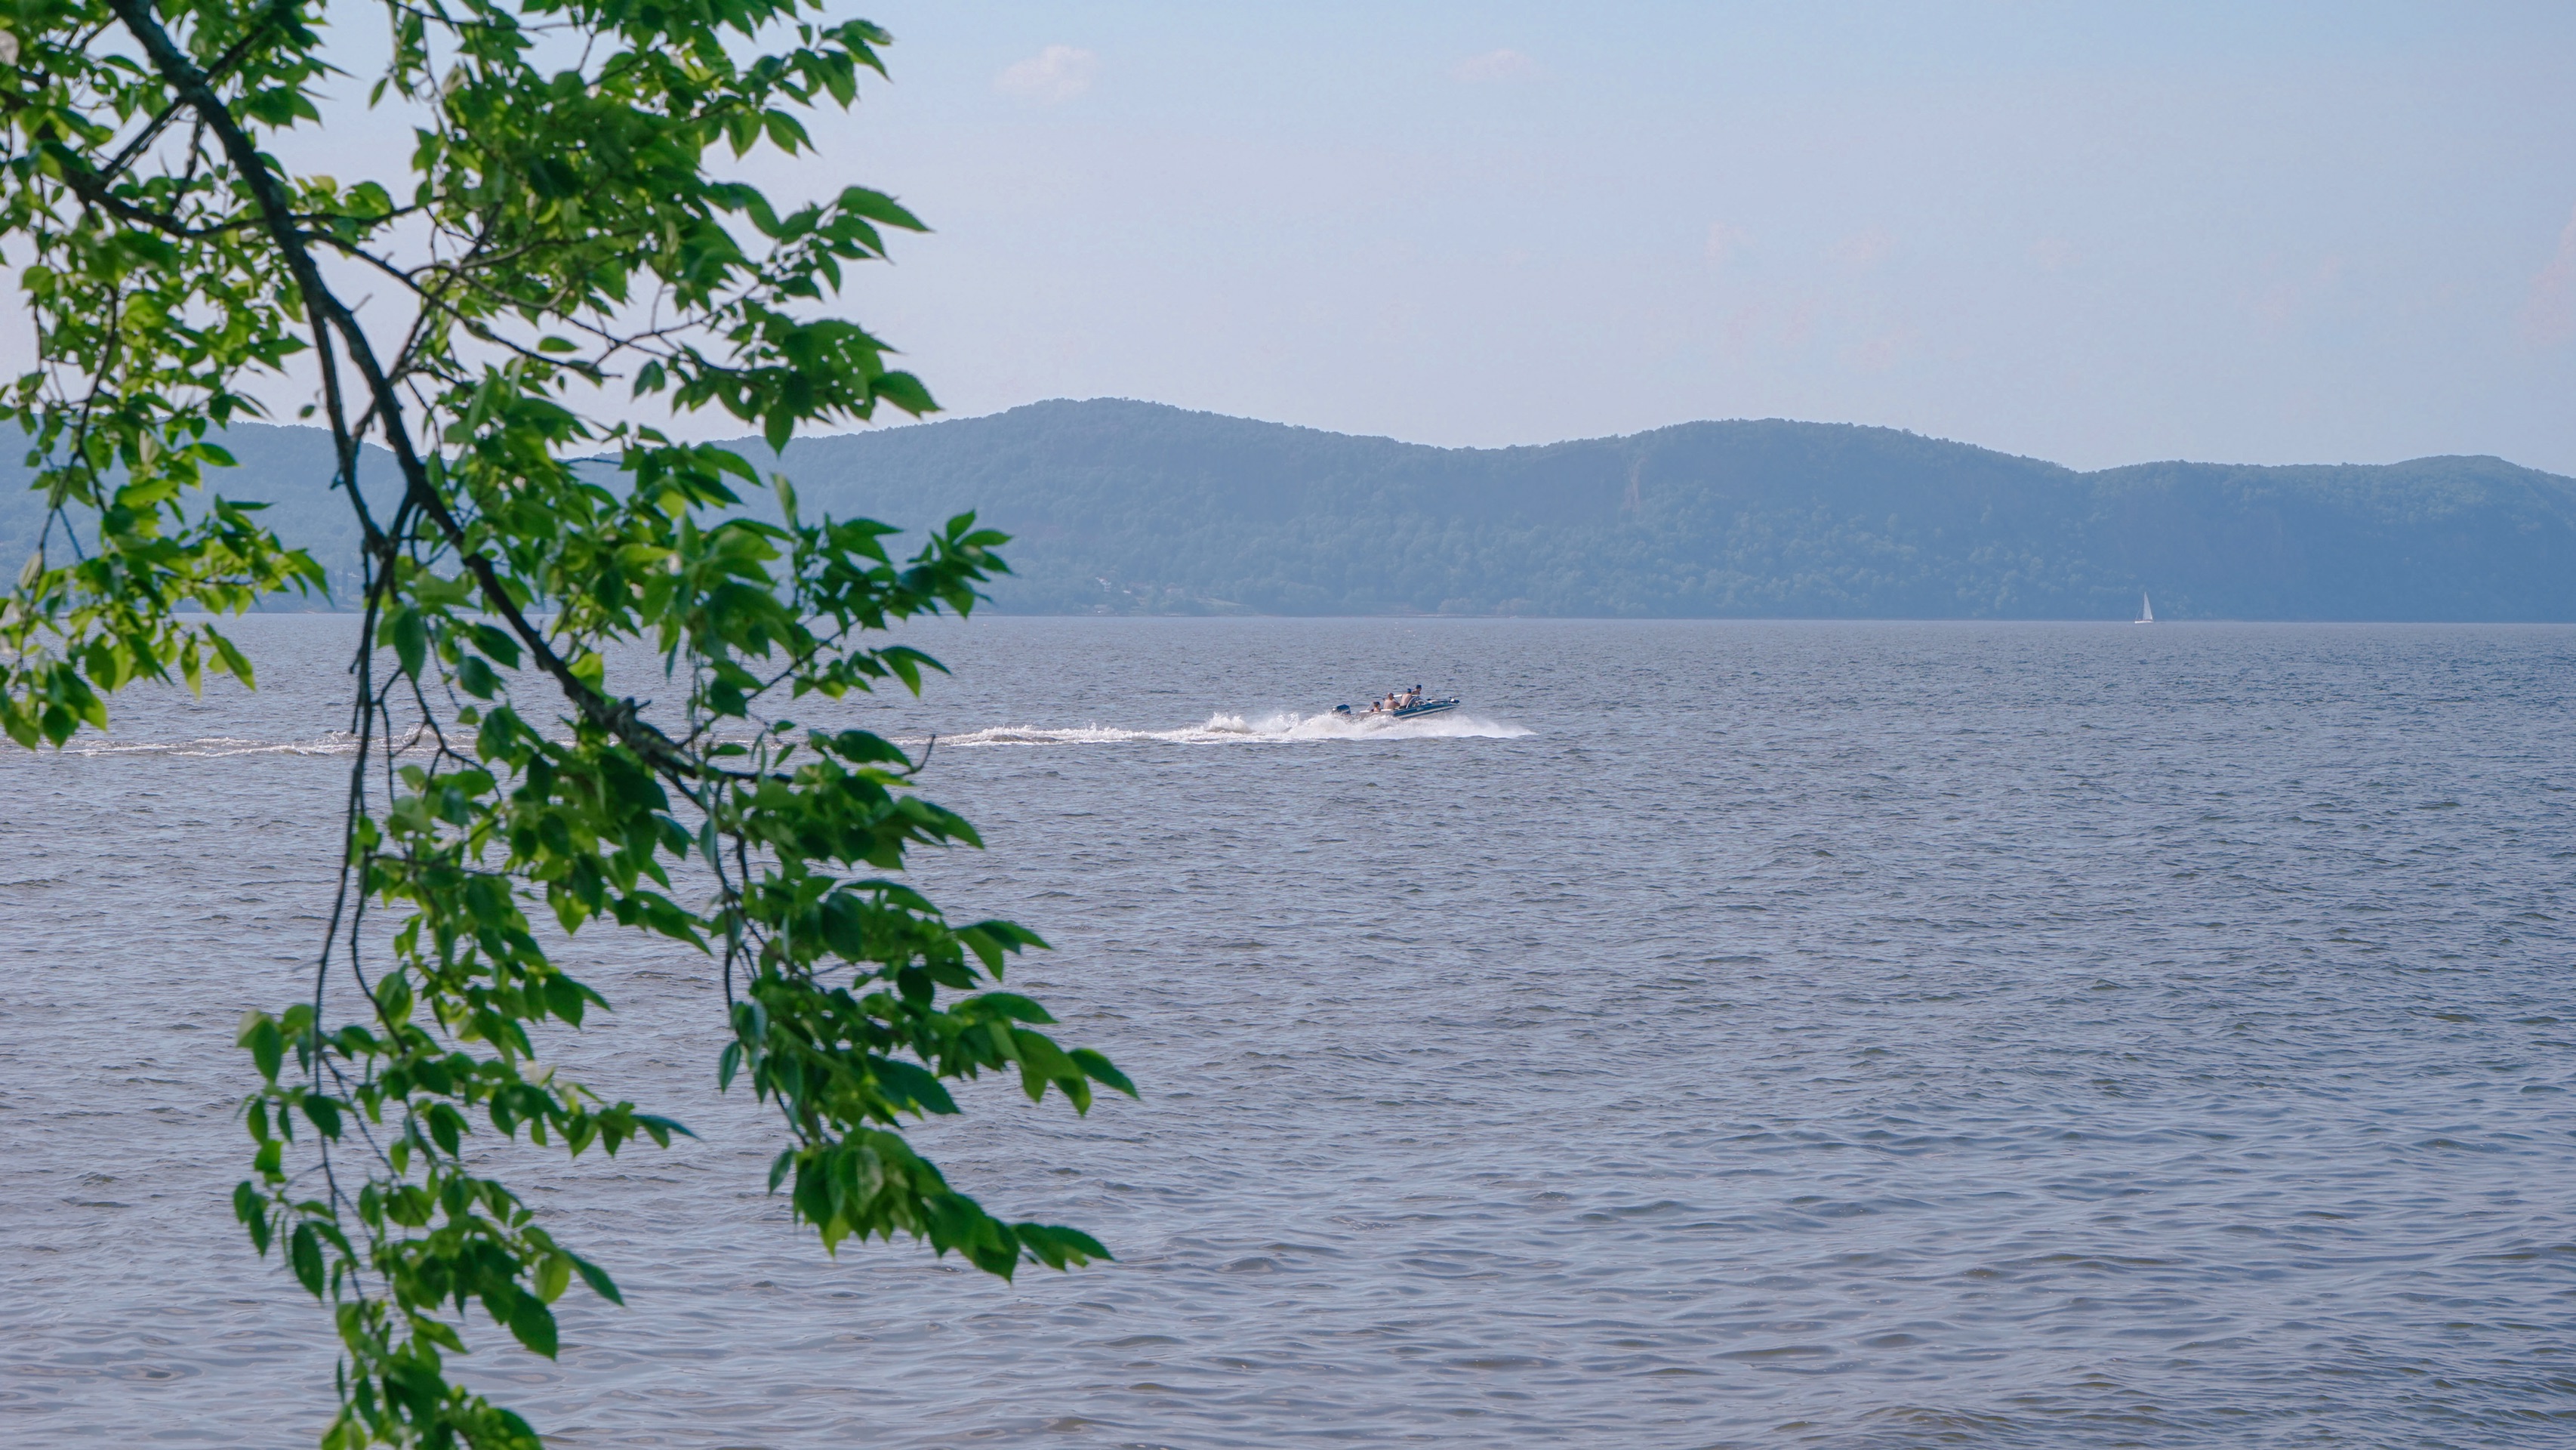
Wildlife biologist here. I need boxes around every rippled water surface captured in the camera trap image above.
[6,617,2574,1448]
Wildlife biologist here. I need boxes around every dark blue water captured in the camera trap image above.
[5,618,2572,1448]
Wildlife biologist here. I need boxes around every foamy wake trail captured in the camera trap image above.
[919,711,1533,748]
[58,727,431,757]
[50,714,1530,756]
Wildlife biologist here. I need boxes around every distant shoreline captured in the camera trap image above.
[24,400,2576,623]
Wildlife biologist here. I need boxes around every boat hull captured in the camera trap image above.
[1333,697,1465,720]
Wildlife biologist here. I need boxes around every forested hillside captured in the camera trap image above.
[8,400,2574,619]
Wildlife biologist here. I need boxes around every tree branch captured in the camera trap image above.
[108,0,705,782]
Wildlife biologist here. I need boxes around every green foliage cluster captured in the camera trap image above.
[2,4,1128,1446]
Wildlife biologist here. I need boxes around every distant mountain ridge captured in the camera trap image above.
[8,399,2574,619]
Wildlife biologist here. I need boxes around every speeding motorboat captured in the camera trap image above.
[1335,686,1461,720]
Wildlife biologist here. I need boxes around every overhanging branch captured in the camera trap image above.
[107,0,707,784]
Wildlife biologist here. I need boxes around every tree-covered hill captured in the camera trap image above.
[756,400,2576,619]
[9,400,2574,619]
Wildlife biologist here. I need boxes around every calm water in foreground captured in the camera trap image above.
[5,617,2574,1448]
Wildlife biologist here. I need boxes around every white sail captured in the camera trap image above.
[2135,591,2155,624]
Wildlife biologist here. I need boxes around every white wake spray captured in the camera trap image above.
[45,712,1530,757]
[918,710,1533,748]
[55,727,433,757]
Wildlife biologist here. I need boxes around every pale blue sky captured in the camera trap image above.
[750,2,2576,472]
[24,3,2576,473]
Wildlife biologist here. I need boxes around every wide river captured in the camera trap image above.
[5,617,2572,1448]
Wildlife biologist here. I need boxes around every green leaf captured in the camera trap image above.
[969,992,1055,1025]
[239,1014,284,1084]
[957,926,1006,974]
[427,1102,467,1157]
[288,1222,324,1297]
[505,1294,559,1359]
[1013,1222,1112,1270]
[535,1254,572,1304]
[234,1181,273,1255]
[384,606,427,681]
[873,371,938,416]
[763,109,812,153]
[821,728,910,765]
[412,1316,467,1353]
[1071,1048,1138,1098]
[569,1253,624,1307]
[302,1094,344,1139]
[541,975,586,1026]
[206,630,255,688]
[375,973,413,1024]
[633,1113,695,1146]
[468,623,522,668]
[872,1058,960,1115]
[837,187,927,231]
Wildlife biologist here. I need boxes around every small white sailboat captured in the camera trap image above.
[2134,591,2155,625]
